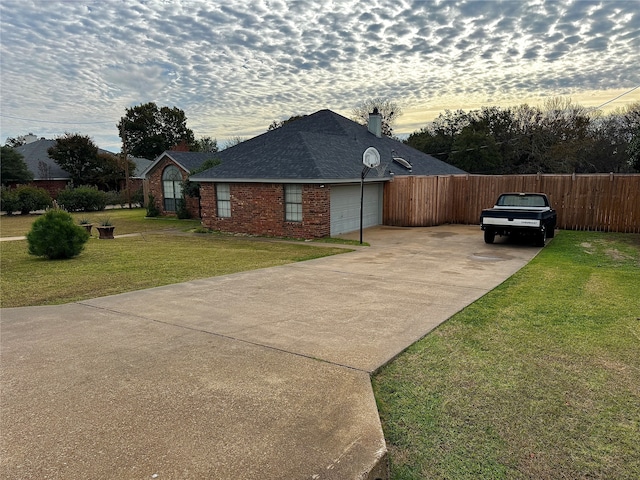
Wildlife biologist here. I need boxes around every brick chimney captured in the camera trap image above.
[367,108,382,138]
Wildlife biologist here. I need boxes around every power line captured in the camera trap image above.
[590,84,640,111]
[0,113,114,125]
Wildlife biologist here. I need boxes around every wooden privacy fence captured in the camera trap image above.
[384,174,640,233]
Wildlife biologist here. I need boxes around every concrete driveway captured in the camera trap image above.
[1,225,541,479]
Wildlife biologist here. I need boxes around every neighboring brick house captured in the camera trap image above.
[144,109,465,238]
[13,138,70,197]
[12,138,149,199]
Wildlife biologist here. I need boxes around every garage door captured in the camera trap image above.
[330,183,383,236]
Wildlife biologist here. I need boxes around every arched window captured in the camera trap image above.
[162,165,183,212]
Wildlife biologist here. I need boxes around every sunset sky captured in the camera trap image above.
[1,0,638,152]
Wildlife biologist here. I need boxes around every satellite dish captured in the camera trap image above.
[363,147,380,168]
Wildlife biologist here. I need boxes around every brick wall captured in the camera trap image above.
[200,182,330,239]
[146,156,200,218]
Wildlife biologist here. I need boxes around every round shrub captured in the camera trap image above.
[27,209,90,259]
[57,186,107,212]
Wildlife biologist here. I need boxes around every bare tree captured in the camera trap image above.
[352,98,403,137]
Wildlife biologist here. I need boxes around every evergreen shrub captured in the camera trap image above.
[27,209,90,259]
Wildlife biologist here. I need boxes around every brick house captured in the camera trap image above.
[143,109,465,238]
[13,138,149,199]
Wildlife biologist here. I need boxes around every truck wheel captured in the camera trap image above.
[484,229,495,244]
[546,224,555,238]
[535,228,546,247]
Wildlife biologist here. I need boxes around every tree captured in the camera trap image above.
[4,133,38,148]
[117,102,195,160]
[47,133,100,185]
[1,146,33,185]
[221,136,246,150]
[93,152,135,191]
[267,115,307,131]
[352,98,403,137]
[192,136,219,153]
[622,102,640,171]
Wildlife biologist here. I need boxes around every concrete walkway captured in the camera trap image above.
[0,225,541,479]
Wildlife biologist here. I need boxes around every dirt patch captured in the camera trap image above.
[605,248,632,262]
[581,242,594,254]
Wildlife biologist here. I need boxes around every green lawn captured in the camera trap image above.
[0,209,351,307]
[373,230,640,479]
[0,208,202,237]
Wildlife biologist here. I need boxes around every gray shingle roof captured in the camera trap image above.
[15,139,151,180]
[189,109,465,182]
[15,139,69,180]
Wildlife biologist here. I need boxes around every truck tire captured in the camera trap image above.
[535,228,546,247]
[546,223,555,238]
[484,229,495,244]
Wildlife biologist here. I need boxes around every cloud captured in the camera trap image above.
[1,0,638,151]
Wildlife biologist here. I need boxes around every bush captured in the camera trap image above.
[176,198,191,219]
[26,209,90,259]
[131,187,144,207]
[0,185,52,215]
[1,186,20,214]
[104,190,126,207]
[146,194,160,217]
[57,186,107,212]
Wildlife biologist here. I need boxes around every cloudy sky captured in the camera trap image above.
[1,0,639,152]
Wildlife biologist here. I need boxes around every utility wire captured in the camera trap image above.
[590,84,640,111]
[0,113,114,125]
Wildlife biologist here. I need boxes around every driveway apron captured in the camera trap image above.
[1,225,541,479]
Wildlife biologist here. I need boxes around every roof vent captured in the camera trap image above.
[368,109,382,138]
[393,156,412,172]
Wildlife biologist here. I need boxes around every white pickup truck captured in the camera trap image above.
[480,193,557,247]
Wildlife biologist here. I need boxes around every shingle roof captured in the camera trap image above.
[15,139,151,180]
[189,109,465,182]
[15,139,69,180]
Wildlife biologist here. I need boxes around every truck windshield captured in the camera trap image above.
[497,195,547,207]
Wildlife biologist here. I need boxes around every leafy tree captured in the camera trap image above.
[352,98,403,137]
[449,126,502,173]
[47,133,100,185]
[621,102,640,172]
[192,136,219,153]
[1,146,33,185]
[47,133,133,188]
[93,152,135,191]
[117,102,195,160]
[406,99,640,174]
[406,109,471,162]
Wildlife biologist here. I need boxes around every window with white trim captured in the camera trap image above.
[284,184,302,222]
[162,165,183,212]
[216,183,231,218]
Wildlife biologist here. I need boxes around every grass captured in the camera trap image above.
[0,209,351,307]
[372,230,640,479]
[0,208,202,237]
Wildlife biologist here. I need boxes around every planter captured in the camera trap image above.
[96,226,115,239]
[80,224,93,235]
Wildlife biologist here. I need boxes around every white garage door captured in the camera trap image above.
[330,183,383,236]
